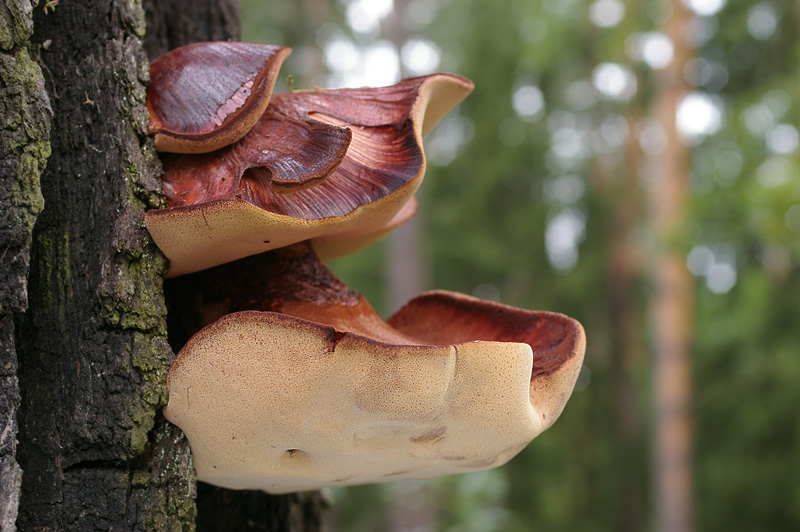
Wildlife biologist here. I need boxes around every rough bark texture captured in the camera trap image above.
[15,0,193,528]
[0,0,51,529]
[196,488,328,532]
[142,0,240,59]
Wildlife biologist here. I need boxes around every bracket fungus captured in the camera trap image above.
[145,69,473,277]
[164,247,586,493]
[147,42,290,153]
[146,43,586,495]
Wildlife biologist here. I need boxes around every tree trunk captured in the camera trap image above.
[610,120,645,532]
[593,105,646,532]
[15,0,197,528]
[0,0,51,528]
[650,1,694,531]
[1,0,326,529]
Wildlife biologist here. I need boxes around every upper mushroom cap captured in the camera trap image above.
[164,272,585,493]
[147,42,291,153]
[146,73,473,277]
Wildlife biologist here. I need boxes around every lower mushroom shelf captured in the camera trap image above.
[164,289,585,494]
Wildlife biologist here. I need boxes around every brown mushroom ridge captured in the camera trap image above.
[159,108,353,202]
[146,73,474,277]
[164,288,585,493]
[148,42,291,153]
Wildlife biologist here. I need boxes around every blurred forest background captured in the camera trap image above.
[239,0,798,530]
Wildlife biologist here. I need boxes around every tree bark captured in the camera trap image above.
[142,0,240,59]
[0,1,51,528]
[16,0,193,528]
[1,0,325,530]
[609,116,646,532]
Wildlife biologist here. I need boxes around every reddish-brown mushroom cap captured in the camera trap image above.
[146,73,474,277]
[147,42,290,153]
[163,252,586,493]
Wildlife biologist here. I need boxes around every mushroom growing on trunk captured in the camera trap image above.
[145,73,474,277]
[146,51,586,494]
[147,42,291,153]
[164,246,585,493]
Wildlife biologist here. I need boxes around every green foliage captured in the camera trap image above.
[695,270,800,531]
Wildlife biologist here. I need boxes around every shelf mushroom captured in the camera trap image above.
[163,247,586,493]
[145,72,474,277]
[147,45,586,494]
[147,42,291,153]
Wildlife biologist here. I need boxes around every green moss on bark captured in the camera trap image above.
[0,44,50,241]
[0,1,34,52]
[127,332,170,455]
[30,231,71,324]
[130,422,198,532]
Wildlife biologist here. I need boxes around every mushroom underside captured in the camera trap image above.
[164,256,585,493]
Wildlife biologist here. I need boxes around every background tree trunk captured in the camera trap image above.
[384,0,431,314]
[650,1,695,531]
[0,0,326,529]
